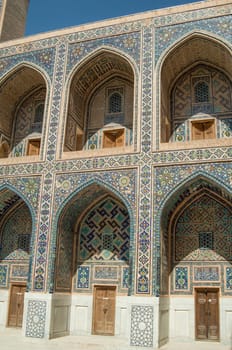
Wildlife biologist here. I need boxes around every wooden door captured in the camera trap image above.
[192,121,215,140]
[92,286,116,335]
[27,139,41,156]
[195,288,219,341]
[103,129,125,148]
[8,284,26,327]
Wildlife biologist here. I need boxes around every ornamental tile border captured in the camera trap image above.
[54,169,136,213]
[0,47,56,78]
[153,162,232,295]
[136,24,153,294]
[0,145,232,179]
[155,14,232,64]
[154,4,232,27]
[67,32,141,73]
[0,264,8,287]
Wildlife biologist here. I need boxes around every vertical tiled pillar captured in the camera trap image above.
[24,39,68,339]
[130,22,157,348]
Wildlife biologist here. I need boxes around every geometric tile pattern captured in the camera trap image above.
[25,300,47,338]
[130,305,153,347]
[175,195,232,262]
[154,14,232,63]
[172,64,232,142]
[0,48,55,79]
[54,183,133,293]
[68,32,141,72]
[0,203,31,261]
[136,24,153,294]
[154,163,232,296]
[0,1,231,343]
[78,197,129,262]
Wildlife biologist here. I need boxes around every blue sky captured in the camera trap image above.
[25,0,201,35]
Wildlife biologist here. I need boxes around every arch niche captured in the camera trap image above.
[64,50,135,153]
[0,65,47,158]
[159,33,232,145]
[0,187,33,328]
[54,182,131,294]
[159,176,232,343]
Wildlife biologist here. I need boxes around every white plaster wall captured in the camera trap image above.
[220,297,232,345]
[0,289,9,327]
[70,294,160,347]
[159,297,170,347]
[50,294,71,338]
[70,294,132,338]
[169,296,194,342]
[169,295,232,345]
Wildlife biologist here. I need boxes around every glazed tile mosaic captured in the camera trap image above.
[0,0,231,345]
[130,305,154,347]
[25,300,47,338]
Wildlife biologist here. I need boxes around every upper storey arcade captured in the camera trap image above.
[0,0,230,163]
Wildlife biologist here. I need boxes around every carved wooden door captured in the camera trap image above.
[195,289,219,340]
[8,284,26,327]
[92,286,116,335]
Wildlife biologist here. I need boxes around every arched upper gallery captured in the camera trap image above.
[0,65,47,158]
[159,34,232,145]
[64,50,135,153]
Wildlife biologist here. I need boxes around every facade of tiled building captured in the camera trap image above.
[0,0,232,348]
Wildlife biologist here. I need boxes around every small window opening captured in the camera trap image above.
[103,129,125,148]
[102,232,113,251]
[199,232,214,250]
[17,234,30,253]
[194,82,209,103]
[27,139,41,156]
[34,103,44,123]
[192,120,215,140]
[109,92,122,113]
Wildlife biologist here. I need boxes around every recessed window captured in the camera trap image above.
[109,92,122,113]
[27,139,41,156]
[192,120,215,140]
[34,103,44,123]
[199,232,214,250]
[103,129,125,148]
[17,234,30,253]
[194,81,209,103]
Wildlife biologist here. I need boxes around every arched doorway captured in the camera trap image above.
[0,188,32,328]
[54,183,131,336]
[159,177,232,344]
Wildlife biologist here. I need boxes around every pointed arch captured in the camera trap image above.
[49,178,135,294]
[0,62,50,158]
[156,31,232,145]
[62,46,137,154]
[154,171,232,296]
[0,184,37,292]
